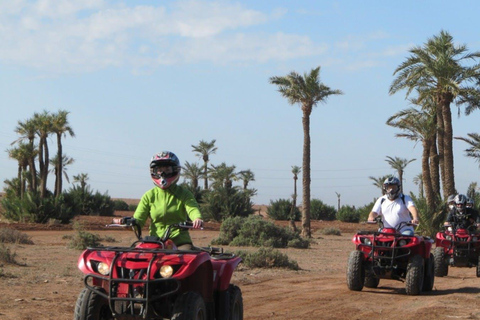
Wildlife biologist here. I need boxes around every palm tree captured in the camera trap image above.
[192,139,217,190]
[6,146,27,197]
[50,154,75,196]
[208,162,237,190]
[290,165,301,232]
[270,66,343,238]
[413,173,424,198]
[390,30,480,199]
[387,104,439,209]
[335,192,341,212]
[182,161,204,189]
[385,156,416,193]
[34,110,55,198]
[51,110,75,197]
[73,173,89,194]
[12,118,38,190]
[238,170,255,190]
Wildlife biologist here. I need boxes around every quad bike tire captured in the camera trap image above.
[477,256,480,278]
[73,287,113,320]
[405,254,424,295]
[346,250,365,291]
[433,247,448,277]
[422,253,435,292]
[172,291,207,320]
[364,276,379,288]
[228,284,244,320]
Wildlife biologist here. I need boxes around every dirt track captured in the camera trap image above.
[1,217,480,320]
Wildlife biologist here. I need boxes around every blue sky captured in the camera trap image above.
[1,0,480,209]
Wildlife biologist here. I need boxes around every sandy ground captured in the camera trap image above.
[0,214,480,320]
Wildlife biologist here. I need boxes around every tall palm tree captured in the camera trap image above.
[384,156,416,193]
[49,154,75,196]
[413,173,424,198]
[290,165,301,232]
[238,170,255,190]
[192,139,217,190]
[6,146,27,197]
[390,30,480,199]
[270,66,343,238]
[12,118,38,190]
[182,161,204,189]
[51,110,75,197]
[455,133,480,166]
[387,105,439,209]
[34,110,55,198]
[335,191,341,212]
[73,173,89,194]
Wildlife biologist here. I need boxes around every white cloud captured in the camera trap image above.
[0,0,321,74]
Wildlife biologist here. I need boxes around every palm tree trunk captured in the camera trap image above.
[441,96,455,198]
[428,136,441,199]
[40,136,49,198]
[422,141,435,209]
[436,101,446,198]
[203,163,208,190]
[301,110,311,238]
[55,133,63,197]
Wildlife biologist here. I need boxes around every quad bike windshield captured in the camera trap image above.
[75,218,242,319]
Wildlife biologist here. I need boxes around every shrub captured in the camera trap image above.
[0,228,34,244]
[235,247,299,270]
[336,205,360,222]
[128,204,138,211]
[356,200,375,222]
[201,187,254,221]
[0,243,18,264]
[267,199,300,221]
[310,199,336,221]
[211,216,309,249]
[319,227,341,236]
[67,231,102,250]
[113,200,129,211]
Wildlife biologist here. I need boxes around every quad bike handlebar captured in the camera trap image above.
[365,215,418,232]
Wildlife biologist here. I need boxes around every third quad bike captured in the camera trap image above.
[73,218,243,320]
[346,217,435,295]
[434,222,480,277]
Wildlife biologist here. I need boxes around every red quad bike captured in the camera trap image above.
[346,217,435,295]
[73,218,243,320]
[434,221,480,277]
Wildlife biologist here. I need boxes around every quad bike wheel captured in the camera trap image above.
[228,284,244,320]
[346,250,365,291]
[364,276,379,288]
[73,287,113,320]
[477,256,480,278]
[405,254,424,295]
[433,247,448,277]
[422,253,435,292]
[172,291,207,320]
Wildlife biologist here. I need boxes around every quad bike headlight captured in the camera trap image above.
[361,238,372,245]
[97,262,110,276]
[159,265,174,278]
[398,239,407,247]
[446,235,452,241]
[472,236,478,242]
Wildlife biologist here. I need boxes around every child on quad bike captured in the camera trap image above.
[114,151,203,250]
[368,177,420,235]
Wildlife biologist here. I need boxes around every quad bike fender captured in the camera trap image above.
[211,256,242,291]
[77,249,115,274]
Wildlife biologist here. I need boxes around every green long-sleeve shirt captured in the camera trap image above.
[133,185,202,246]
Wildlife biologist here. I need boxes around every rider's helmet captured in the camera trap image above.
[454,194,467,214]
[149,151,181,189]
[447,194,456,210]
[466,197,474,209]
[383,176,401,200]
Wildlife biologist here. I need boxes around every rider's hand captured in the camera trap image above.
[112,217,124,224]
[192,218,203,229]
[411,219,419,225]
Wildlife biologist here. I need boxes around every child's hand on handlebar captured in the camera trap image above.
[192,218,203,229]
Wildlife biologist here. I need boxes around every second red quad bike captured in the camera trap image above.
[73,218,243,320]
[346,217,435,295]
[434,221,480,277]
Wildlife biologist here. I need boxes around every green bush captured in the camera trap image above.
[267,199,300,221]
[319,227,341,236]
[310,199,336,221]
[235,247,299,270]
[336,205,360,223]
[67,231,102,250]
[211,216,309,249]
[0,243,18,265]
[128,204,138,211]
[63,186,115,216]
[113,200,129,211]
[201,187,254,221]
